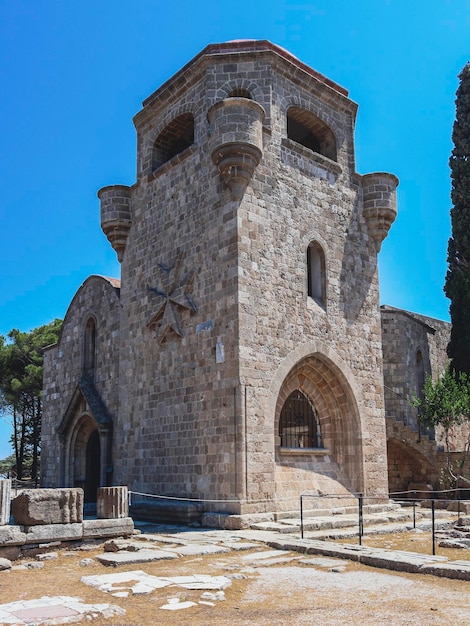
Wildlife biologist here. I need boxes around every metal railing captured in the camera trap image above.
[299,489,469,555]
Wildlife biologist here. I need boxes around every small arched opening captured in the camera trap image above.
[287,106,337,161]
[307,241,326,307]
[227,87,252,99]
[152,113,195,171]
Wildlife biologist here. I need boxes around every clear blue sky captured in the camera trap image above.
[0,0,469,458]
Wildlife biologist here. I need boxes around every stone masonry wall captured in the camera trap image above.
[42,276,121,487]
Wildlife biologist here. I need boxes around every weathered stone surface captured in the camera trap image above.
[0,525,26,546]
[448,501,470,514]
[36,551,58,561]
[82,517,134,539]
[12,489,83,525]
[97,486,128,519]
[0,480,11,525]
[0,557,12,570]
[22,523,83,543]
[103,539,140,552]
[0,546,20,561]
[96,548,178,566]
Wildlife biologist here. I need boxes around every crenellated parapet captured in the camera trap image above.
[362,172,399,253]
[208,97,265,200]
[98,185,132,262]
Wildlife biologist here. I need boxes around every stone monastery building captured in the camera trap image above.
[42,41,452,522]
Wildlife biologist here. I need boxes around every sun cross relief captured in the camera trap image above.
[147,253,197,342]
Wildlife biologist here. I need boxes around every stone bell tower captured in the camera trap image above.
[43,40,398,521]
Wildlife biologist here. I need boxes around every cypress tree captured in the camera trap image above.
[445,62,470,374]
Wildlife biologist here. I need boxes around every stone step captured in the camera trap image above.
[251,507,458,534]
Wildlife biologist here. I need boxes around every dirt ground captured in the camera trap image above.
[1,533,470,626]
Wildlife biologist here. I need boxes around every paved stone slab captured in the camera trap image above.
[96,548,178,566]
[0,596,125,624]
[82,569,232,595]
[160,598,198,610]
[82,569,172,594]
[241,549,289,561]
[165,543,230,556]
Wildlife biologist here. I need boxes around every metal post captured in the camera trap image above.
[431,499,436,556]
[458,489,461,520]
[413,492,416,529]
[358,494,363,546]
[300,495,304,539]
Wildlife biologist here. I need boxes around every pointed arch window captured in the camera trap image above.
[307,241,326,306]
[152,113,195,171]
[279,389,323,449]
[83,317,96,379]
[287,106,337,161]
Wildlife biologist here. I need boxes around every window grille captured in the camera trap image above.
[279,389,322,448]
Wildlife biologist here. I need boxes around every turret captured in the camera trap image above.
[362,172,399,252]
[98,185,132,262]
[208,97,265,200]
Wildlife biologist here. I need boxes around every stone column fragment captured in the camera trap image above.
[97,486,129,519]
[0,480,11,525]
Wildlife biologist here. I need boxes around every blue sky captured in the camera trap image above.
[0,0,469,458]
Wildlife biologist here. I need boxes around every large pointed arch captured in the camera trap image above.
[267,341,365,510]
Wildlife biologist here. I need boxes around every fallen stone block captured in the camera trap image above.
[0,557,12,571]
[36,552,58,561]
[12,488,83,525]
[22,523,83,543]
[103,539,141,552]
[448,501,470,514]
[96,548,178,566]
[0,525,26,546]
[82,517,134,539]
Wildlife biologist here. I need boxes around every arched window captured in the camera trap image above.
[287,106,337,161]
[83,317,96,379]
[227,88,252,99]
[152,113,194,171]
[279,389,322,448]
[307,241,326,306]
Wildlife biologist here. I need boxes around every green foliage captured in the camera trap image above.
[445,62,470,374]
[411,366,470,489]
[0,319,62,480]
[0,454,16,478]
[411,366,470,431]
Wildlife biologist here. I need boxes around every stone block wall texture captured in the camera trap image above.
[0,480,11,525]
[42,41,412,515]
[42,276,121,489]
[11,488,84,526]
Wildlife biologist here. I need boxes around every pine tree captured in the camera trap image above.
[445,62,470,374]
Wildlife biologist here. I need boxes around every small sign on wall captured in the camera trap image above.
[216,341,225,363]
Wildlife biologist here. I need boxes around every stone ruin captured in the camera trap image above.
[0,479,133,561]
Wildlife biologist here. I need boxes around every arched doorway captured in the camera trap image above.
[85,429,100,503]
[70,416,101,503]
